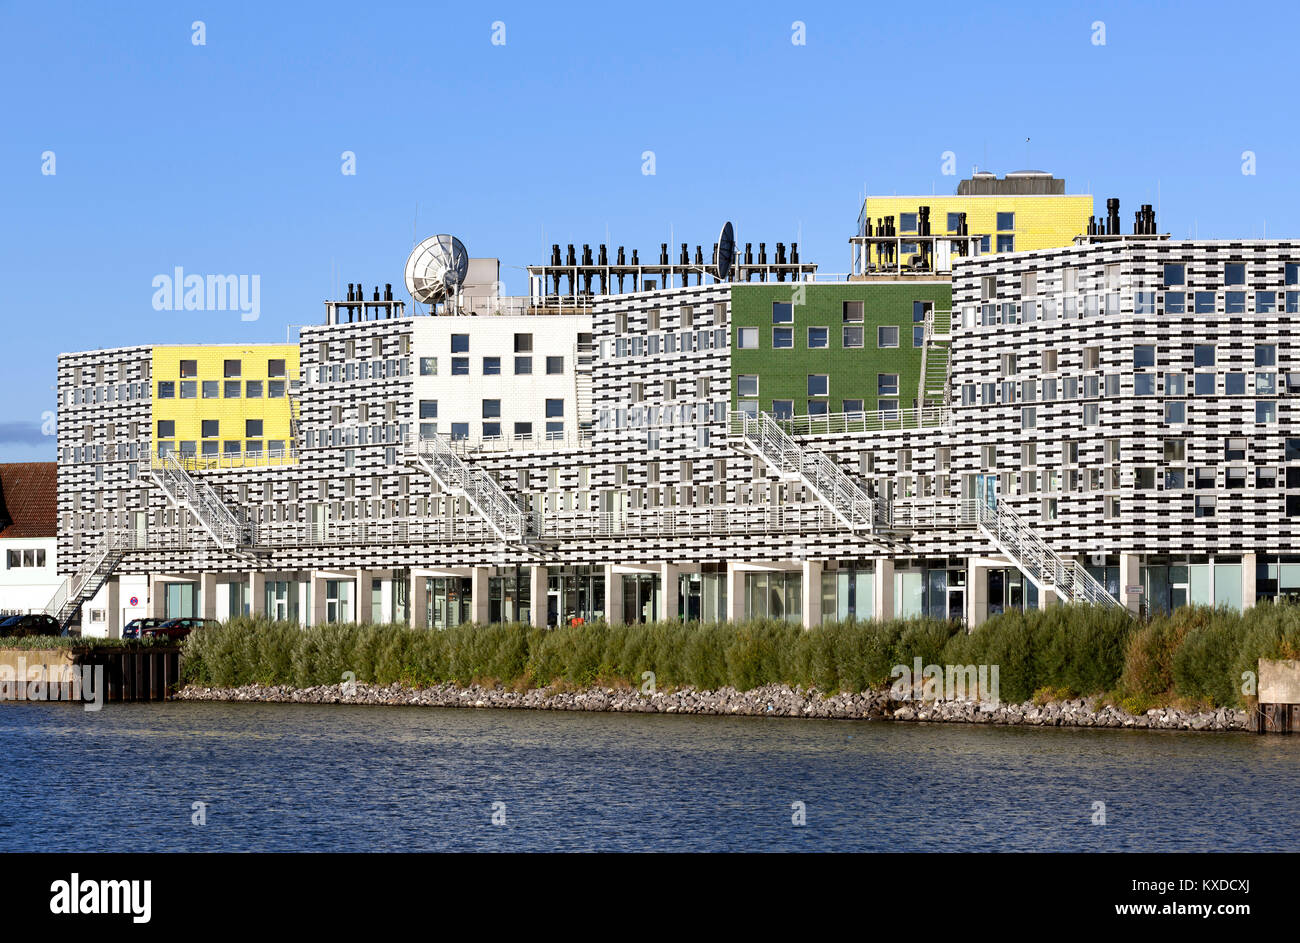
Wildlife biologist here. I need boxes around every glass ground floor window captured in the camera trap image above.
[1141,557,1243,614]
[679,568,727,622]
[984,568,1038,618]
[547,566,605,626]
[226,581,249,618]
[165,582,196,619]
[623,573,661,624]
[489,568,531,624]
[821,565,874,621]
[743,571,801,623]
[426,577,471,628]
[325,579,352,623]
[264,580,300,623]
[1255,556,1300,604]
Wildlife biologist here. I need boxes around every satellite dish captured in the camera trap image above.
[717,221,735,281]
[405,234,469,304]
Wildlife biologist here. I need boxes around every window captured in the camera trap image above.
[772,400,794,419]
[1166,373,1186,396]
[419,400,437,419]
[1224,262,1246,285]
[842,399,864,413]
[843,301,864,322]
[451,334,470,353]
[1225,438,1247,461]
[1165,292,1186,314]
[268,359,286,377]
[419,357,436,376]
[202,380,219,398]
[224,380,241,398]
[773,327,793,349]
[806,401,829,417]
[514,333,533,353]
[1195,373,1215,395]
[1225,373,1246,395]
[452,357,469,375]
[807,375,828,397]
[1257,401,1278,424]
[1083,347,1100,370]
[1134,345,1156,368]
[737,327,759,349]
[996,211,1015,230]
[1135,374,1156,396]
[1083,404,1100,426]
[1022,407,1037,429]
[1226,291,1246,314]
[201,419,218,437]
[772,302,793,324]
[246,380,262,398]
[482,356,500,375]
[1194,292,1215,314]
[877,326,899,348]
[996,235,1015,253]
[737,375,758,397]
[450,423,469,441]
[482,399,501,419]
[842,326,864,348]
[223,440,240,455]
[157,420,175,438]
[224,359,241,378]
[268,380,285,398]
[1163,438,1186,462]
[877,374,899,396]
[878,399,898,415]
[515,356,532,374]
[1164,402,1186,424]
[158,381,175,398]
[179,359,197,378]
[1256,344,1277,367]
[546,356,564,375]
[514,421,533,438]
[946,212,962,232]
[899,212,918,233]
[807,327,828,348]
[1287,438,1300,461]
[246,419,263,437]
[1195,495,1216,518]
[1163,263,1185,286]
[545,398,564,418]
[1194,345,1216,368]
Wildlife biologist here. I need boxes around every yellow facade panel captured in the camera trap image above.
[861,194,1094,253]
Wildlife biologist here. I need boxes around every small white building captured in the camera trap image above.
[0,462,60,616]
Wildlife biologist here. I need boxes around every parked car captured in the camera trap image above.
[122,617,167,639]
[0,613,63,638]
[141,617,219,641]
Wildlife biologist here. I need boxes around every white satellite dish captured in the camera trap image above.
[405,234,470,305]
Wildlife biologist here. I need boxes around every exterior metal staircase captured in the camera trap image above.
[917,306,952,408]
[288,394,302,455]
[402,434,537,544]
[44,528,138,629]
[729,410,888,534]
[573,337,595,439]
[150,451,254,550]
[975,500,1119,608]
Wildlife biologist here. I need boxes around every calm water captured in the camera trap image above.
[1,701,1296,852]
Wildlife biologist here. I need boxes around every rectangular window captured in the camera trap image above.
[201,419,218,437]
[419,400,437,419]
[452,357,469,375]
[451,334,470,353]
[1257,291,1276,313]
[1226,291,1246,314]
[224,359,241,378]
[1257,401,1278,424]
[515,356,532,374]
[268,380,285,398]
[546,356,564,375]
[807,375,829,397]
[877,373,899,396]
[772,400,794,419]
[1164,402,1186,424]
[1194,292,1216,314]
[545,398,564,418]
[737,327,759,349]
[996,211,1015,230]
[1165,292,1185,314]
[482,356,500,375]
[1194,344,1216,368]
[877,326,899,348]
[842,326,864,348]
[268,359,286,377]
[773,327,793,349]
[1134,345,1156,368]
[450,423,469,441]
[224,380,241,398]
[737,375,759,397]
[1163,263,1185,286]
[807,327,828,348]
[1224,262,1246,285]
[996,235,1015,253]
[419,357,436,376]
[1194,373,1215,395]
[842,399,864,413]
[246,419,263,437]
[843,301,864,322]
[482,399,501,419]
[514,422,533,438]
[772,302,793,324]
[157,419,175,438]
[514,333,533,353]
[900,212,917,233]
[1165,373,1186,396]
[179,359,198,378]
[245,380,262,398]
[202,380,219,398]
[1256,344,1277,367]
[158,381,175,398]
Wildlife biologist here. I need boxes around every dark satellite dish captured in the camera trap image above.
[716,221,735,281]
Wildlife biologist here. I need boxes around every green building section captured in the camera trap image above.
[729,282,952,416]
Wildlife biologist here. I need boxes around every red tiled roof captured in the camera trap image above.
[0,462,57,539]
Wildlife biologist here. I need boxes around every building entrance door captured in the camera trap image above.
[976,474,998,510]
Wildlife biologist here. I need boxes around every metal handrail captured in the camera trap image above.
[975,500,1118,608]
[43,527,138,624]
[403,434,532,543]
[778,406,951,437]
[150,451,249,549]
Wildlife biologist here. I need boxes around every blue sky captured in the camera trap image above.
[1,0,1296,460]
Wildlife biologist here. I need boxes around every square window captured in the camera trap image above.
[268,380,285,398]
[773,327,793,349]
[806,401,829,417]
[1165,292,1186,314]
[996,211,1015,230]
[545,398,564,418]
[1163,263,1185,286]
[1286,438,1300,461]
[1194,373,1216,395]
[179,359,198,378]
[452,357,469,375]
[807,327,828,348]
[1224,262,1246,285]
[737,375,759,397]
[245,419,263,437]
[1226,291,1246,314]
[158,381,175,398]
[201,441,218,456]
[157,419,175,438]
[246,380,262,398]
[1256,401,1277,424]
[996,235,1015,253]
[223,359,241,378]
[483,357,501,375]
[877,326,899,348]
[1164,402,1186,424]
[514,356,532,374]
[1165,373,1186,396]
[546,356,564,375]
[772,302,793,324]
[483,422,501,438]
[451,334,470,353]
[482,399,501,419]
[772,400,794,420]
[224,380,241,398]
[419,357,436,376]
[1225,373,1246,395]
[514,333,533,353]
[1134,345,1156,368]
[201,419,218,437]
[1256,344,1276,367]
[514,422,533,438]
[843,301,864,322]
[419,400,437,419]
[1135,374,1156,396]
[224,440,240,455]
[267,359,286,378]
[842,398,864,413]
[877,373,899,396]
[737,327,759,349]
[1257,291,1277,313]
[842,326,864,348]
[450,423,469,441]
[1194,345,1216,367]
[807,375,828,397]
[878,399,899,415]
[1194,292,1216,314]
[202,380,219,398]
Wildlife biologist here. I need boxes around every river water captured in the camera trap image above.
[1,701,1295,852]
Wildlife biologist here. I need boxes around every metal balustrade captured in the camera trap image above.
[43,528,140,628]
[402,434,535,544]
[729,410,883,532]
[918,307,953,407]
[150,451,251,549]
[778,405,951,437]
[974,500,1118,608]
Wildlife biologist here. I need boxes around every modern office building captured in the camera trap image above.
[44,194,1300,636]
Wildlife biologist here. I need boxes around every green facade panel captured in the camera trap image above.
[729,282,951,415]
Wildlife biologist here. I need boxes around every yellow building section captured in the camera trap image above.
[151,344,300,467]
[860,194,1094,254]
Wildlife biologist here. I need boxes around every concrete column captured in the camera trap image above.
[874,558,895,621]
[530,565,548,628]
[471,566,491,624]
[966,559,989,628]
[355,569,372,624]
[1242,553,1257,610]
[105,578,121,639]
[1119,552,1142,615]
[801,560,822,629]
[726,562,744,623]
[604,564,623,624]
[250,571,266,618]
[310,572,328,626]
[409,572,427,628]
[149,576,167,619]
[199,572,218,621]
[660,563,680,621]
